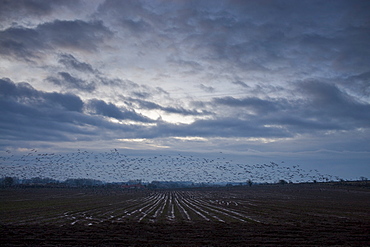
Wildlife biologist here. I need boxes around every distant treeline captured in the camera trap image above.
[0,177,105,188]
[0,177,244,188]
[0,177,203,189]
[1,176,368,189]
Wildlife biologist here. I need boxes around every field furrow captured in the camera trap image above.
[2,185,369,246]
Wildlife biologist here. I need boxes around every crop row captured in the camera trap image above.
[1,190,261,226]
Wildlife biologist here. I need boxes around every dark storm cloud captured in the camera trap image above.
[0,19,112,60]
[0,78,89,141]
[0,78,151,142]
[297,81,370,125]
[1,1,369,140]
[87,99,154,123]
[39,20,112,51]
[274,117,342,132]
[0,27,40,60]
[93,0,368,94]
[0,0,79,22]
[1,77,369,146]
[185,1,368,76]
[0,77,83,112]
[0,99,93,142]
[47,72,96,92]
[0,0,54,17]
[93,0,370,85]
[44,92,84,113]
[213,96,283,114]
[208,80,370,136]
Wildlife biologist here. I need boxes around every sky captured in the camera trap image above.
[0,0,369,182]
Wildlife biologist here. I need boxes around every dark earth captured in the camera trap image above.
[1,182,369,246]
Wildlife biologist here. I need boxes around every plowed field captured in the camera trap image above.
[1,184,369,246]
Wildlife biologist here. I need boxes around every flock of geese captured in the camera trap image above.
[1,149,338,184]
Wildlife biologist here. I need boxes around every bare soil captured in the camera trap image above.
[1,183,369,246]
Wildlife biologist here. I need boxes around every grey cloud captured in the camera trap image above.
[168,57,203,72]
[0,78,83,112]
[132,91,151,99]
[0,27,41,60]
[333,26,370,71]
[154,87,170,96]
[0,78,151,142]
[1,1,370,139]
[87,99,153,123]
[44,92,84,113]
[94,0,370,78]
[0,78,91,142]
[213,96,283,114]
[0,77,21,96]
[131,98,211,116]
[98,77,141,88]
[274,117,342,132]
[179,1,370,77]
[97,0,155,33]
[189,118,290,138]
[198,84,215,93]
[55,54,171,99]
[0,99,93,142]
[0,0,80,23]
[0,1,369,180]
[344,71,370,97]
[92,1,291,77]
[47,72,96,92]
[0,0,54,17]
[58,54,96,74]
[211,81,370,135]
[39,20,112,51]
[0,20,112,60]
[232,81,249,88]
[152,117,291,139]
[1,77,369,146]
[297,81,370,124]
[122,18,151,34]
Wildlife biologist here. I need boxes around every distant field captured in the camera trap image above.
[1,183,369,246]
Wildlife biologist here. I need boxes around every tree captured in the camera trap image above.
[247,179,253,187]
[278,179,287,185]
[3,177,14,187]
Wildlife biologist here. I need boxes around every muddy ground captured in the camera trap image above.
[1,183,369,246]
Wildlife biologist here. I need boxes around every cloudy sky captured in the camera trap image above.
[1,0,369,180]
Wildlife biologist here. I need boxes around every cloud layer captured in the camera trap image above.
[1,0,369,179]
